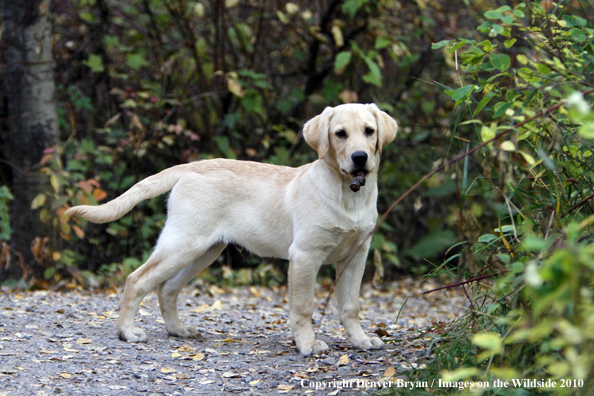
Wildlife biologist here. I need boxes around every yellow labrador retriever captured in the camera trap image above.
[67,103,397,355]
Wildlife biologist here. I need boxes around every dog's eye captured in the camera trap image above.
[365,127,375,136]
[335,130,347,138]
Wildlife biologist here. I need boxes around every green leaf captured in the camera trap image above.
[126,53,149,71]
[504,38,516,48]
[484,10,502,20]
[493,101,512,118]
[374,36,391,49]
[361,57,382,87]
[478,234,497,243]
[403,229,457,258]
[82,54,105,73]
[481,125,495,142]
[452,84,476,103]
[334,51,352,73]
[431,40,451,49]
[536,63,551,75]
[474,92,496,116]
[472,332,502,352]
[579,121,594,139]
[570,28,586,43]
[342,0,365,18]
[490,54,511,71]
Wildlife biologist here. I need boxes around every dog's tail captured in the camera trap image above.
[65,165,188,224]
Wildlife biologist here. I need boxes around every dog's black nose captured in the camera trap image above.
[351,151,368,166]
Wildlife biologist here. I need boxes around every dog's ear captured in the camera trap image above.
[303,107,333,159]
[368,103,398,154]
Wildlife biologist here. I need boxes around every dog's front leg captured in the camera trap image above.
[288,248,328,356]
[336,244,384,351]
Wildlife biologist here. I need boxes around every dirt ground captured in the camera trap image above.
[0,278,466,395]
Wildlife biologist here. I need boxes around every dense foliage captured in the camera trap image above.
[2,0,485,284]
[391,1,594,394]
[1,0,594,392]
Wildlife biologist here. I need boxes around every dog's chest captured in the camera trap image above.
[323,225,369,263]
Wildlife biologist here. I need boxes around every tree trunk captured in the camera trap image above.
[0,0,58,279]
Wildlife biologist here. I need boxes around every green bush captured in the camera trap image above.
[392,1,594,394]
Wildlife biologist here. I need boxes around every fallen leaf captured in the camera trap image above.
[278,385,293,393]
[76,338,92,344]
[383,366,396,378]
[336,354,349,366]
[161,367,175,373]
[178,344,194,353]
[223,337,235,343]
[200,380,214,385]
[171,353,182,358]
[206,300,222,312]
[249,379,260,386]
[222,371,240,378]
[59,373,71,378]
[176,373,190,380]
[192,353,205,361]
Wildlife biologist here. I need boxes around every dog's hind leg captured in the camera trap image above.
[118,238,215,343]
[157,242,226,338]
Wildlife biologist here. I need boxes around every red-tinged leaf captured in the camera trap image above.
[73,225,85,239]
[79,180,93,194]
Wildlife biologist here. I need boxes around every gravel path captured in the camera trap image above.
[0,279,465,395]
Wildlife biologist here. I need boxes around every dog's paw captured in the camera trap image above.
[168,325,199,338]
[119,327,148,343]
[297,339,329,356]
[351,335,384,351]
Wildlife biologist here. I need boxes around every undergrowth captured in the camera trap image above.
[389,1,594,395]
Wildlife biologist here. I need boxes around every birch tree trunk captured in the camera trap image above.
[1,0,58,278]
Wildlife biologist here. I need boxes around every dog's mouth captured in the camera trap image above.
[341,168,369,178]
[342,168,368,192]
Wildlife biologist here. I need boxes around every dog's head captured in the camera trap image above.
[303,103,398,177]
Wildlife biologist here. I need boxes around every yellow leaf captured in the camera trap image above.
[31,194,47,210]
[194,2,205,17]
[519,151,535,165]
[249,379,260,386]
[161,367,175,373]
[285,2,299,14]
[76,338,92,344]
[225,0,240,8]
[223,337,235,343]
[192,353,205,361]
[277,385,293,393]
[178,344,194,353]
[206,300,222,312]
[500,140,516,151]
[171,353,182,358]
[336,354,349,366]
[73,225,85,239]
[50,174,60,193]
[227,77,244,97]
[331,25,344,47]
[52,251,62,261]
[59,373,71,379]
[93,188,108,201]
[383,366,396,378]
